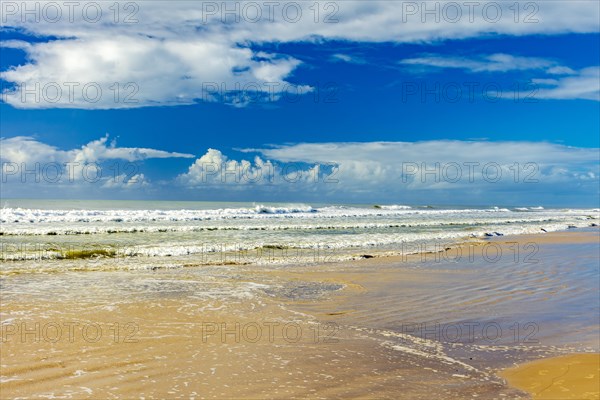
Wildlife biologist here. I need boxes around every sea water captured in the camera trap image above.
[1,199,598,274]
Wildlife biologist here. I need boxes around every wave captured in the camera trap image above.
[254,204,316,214]
[2,205,565,227]
[1,219,595,262]
[1,214,594,236]
[374,205,412,210]
[514,206,546,211]
[490,206,511,212]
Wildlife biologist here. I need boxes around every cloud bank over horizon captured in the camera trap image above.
[1,136,598,206]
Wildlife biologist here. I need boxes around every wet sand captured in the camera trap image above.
[1,229,598,398]
[499,353,600,399]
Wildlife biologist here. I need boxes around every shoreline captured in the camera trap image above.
[1,229,598,398]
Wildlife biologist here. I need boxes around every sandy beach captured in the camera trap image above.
[1,229,599,399]
[499,353,599,399]
[2,0,599,397]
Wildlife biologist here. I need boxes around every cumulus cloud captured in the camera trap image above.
[178,148,274,186]
[177,148,327,189]
[1,1,598,108]
[102,173,149,189]
[0,36,308,109]
[0,135,193,163]
[0,135,193,189]
[242,141,600,201]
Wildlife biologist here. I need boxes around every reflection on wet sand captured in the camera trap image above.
[1,229,598,399]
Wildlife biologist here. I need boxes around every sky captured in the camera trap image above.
[0,1,599,206]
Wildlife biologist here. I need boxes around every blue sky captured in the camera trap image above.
[1,1,599,205]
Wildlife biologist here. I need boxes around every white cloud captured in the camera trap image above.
[177,148,325,188]
[102,173,149,189]
[0,37,307,109]
[547,66,577,75]
[331,54,354,63]
[178,148,272,186]
[171,140,598,205]
[0,135,194,163]
[243,141,600,195]
[400,53,572,74]
[0,135,193,187]
[330,53,365,64]
[249,140,598,164]
[1,136,598,204]
[399,54,599,101]
[1,1,598,108]
[529,67,600,101]
[73,135,194,162]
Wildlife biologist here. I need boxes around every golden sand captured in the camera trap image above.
[1,297,518,398]
[1,229,598,398]
[500,353,600,399]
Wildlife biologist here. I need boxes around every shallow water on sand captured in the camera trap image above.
[0,230,598,399]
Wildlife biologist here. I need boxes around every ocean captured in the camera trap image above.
[1,199,598,274]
